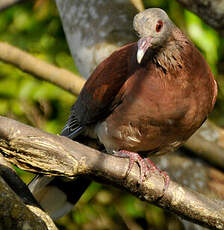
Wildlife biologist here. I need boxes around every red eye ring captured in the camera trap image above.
[156,20,163,32]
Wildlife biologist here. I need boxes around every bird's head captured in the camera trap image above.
[133,8,174,64]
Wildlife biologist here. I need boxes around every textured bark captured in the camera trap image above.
[0,153,58,230]
[55,0,137,78]
[0,116,223,230]
[0,155,40,206]
[0,176,57,230]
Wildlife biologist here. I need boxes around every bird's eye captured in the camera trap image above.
[156,20,163,32]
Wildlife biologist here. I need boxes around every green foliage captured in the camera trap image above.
[0,0,76,134]
[184,11,219,73]
[0,0,223,229]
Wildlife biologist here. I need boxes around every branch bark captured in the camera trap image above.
[0,155,40,206]
[0,175,57,230]
[0,153,58,230]
[55,0,137,78]
[0,116,223,230]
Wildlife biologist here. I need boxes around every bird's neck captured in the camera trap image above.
[152,29,188,74]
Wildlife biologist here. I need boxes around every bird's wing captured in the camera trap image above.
[61,42,137,139]
[61,113,85,139]
[69,42,137,129]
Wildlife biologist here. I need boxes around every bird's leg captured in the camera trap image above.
[113,150,169,197]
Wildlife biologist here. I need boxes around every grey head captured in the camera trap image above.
[133,8,175,64]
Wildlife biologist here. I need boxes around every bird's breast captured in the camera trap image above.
[92,42,216,155]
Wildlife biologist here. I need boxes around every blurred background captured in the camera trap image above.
[0,0,223,229]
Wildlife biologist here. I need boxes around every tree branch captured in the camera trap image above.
[55,0,137,78]
[0,153,58,229]
[0,154,40,206]
[0,116,223,230]
[0,42,85,96]
[0,175,57,230]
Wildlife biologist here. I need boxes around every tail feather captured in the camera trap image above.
[29,176,90,220]
[28,119,91,220]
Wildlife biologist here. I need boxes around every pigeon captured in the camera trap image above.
[29,8,217,220]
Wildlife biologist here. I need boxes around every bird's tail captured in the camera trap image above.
[28,123,91,220]
[29,175,91,220]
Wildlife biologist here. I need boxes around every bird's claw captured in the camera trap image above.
[113,150,169,197]
[113,150,149,183]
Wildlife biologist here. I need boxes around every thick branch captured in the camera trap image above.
[0,155,40,206]
[0,42,85,96]
[0,116,223,230]
[0,175,57,230]
[0,155,58,230]
[55,0,137,78]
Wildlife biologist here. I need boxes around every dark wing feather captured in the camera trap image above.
[61,113,85,139]
[72,42,137,125]
[61,42,137,139]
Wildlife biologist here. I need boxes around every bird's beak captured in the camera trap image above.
[137,37,152,64]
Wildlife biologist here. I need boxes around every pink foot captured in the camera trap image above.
[113,150,150,183]
[113,150,169,197]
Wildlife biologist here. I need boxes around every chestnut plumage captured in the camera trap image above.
[29,8,217,219]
